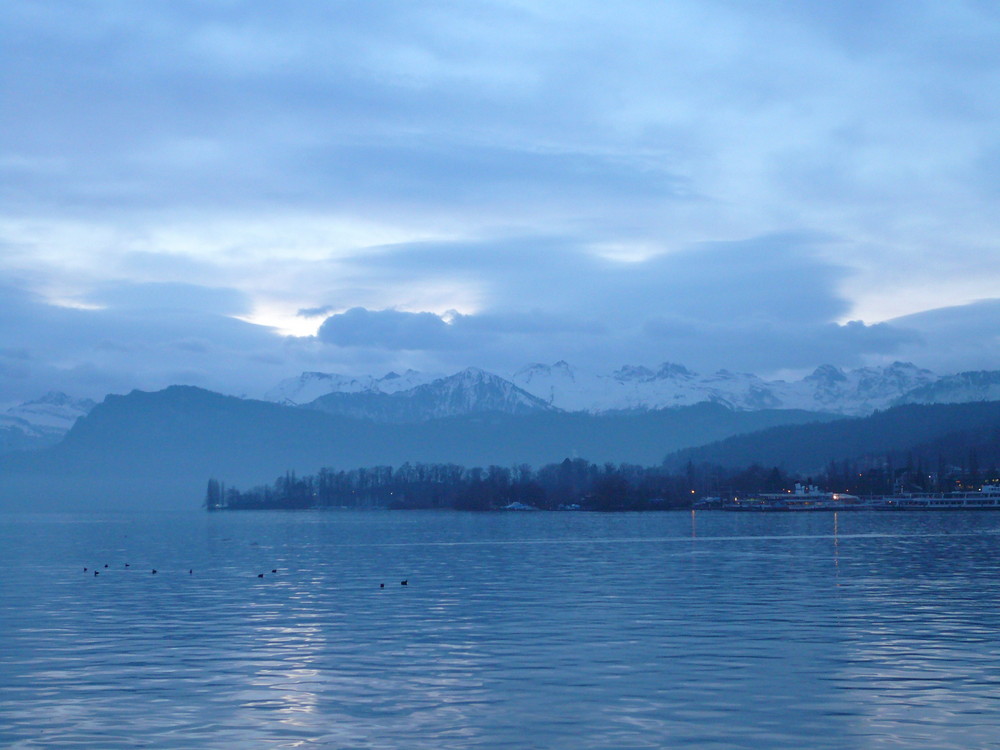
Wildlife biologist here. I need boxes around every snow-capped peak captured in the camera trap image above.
[805,364,847,383]
[264,369,441,404]
[300,367,556,422]
[0,392,97,451]
[263,372,374,405]
[3,392,96,431]
[655,363,694,379]
[403,368,551,415]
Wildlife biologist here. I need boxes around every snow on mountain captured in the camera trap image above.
[376,369,441,394]
[264,372,373,405]
[307,367,556,423]
[1,392,96,435]
[511,361,607,411]
[267,361,998,420]
[513,361,943,416]
[401,367,554,418]
[769,362,937,414]
[0,392,97,453]
[511,361,782,412]
[896,371,1000,406]
[263,369,441,405]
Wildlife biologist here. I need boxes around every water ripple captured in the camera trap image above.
[2,510,1000,748]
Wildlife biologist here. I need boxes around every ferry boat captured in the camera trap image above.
[703,484,1000,511]
[716,484,862,512]
[871,484,1000,510]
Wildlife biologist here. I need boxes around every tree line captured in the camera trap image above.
[207,459,693,512]
[206,452,999,511]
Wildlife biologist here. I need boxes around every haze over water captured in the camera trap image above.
[2,510,1000,748]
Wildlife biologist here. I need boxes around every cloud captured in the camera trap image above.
[0,280,287,401]
[340,232,847,327]
[305,233,947,375]
[881,299,1000,373]
[316,306,604,352]
[117,251,226,280]
[86,282,252,316]
[643,317,923,373]
[6,0,999,245]
[297,305,336,318]
[308,302,930,379]
[318,308,457,350]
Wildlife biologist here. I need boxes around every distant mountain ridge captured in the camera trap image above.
[515,360,942,414]
[263,360,963,420]
[0,392,96,453]
[664,401,1000,475]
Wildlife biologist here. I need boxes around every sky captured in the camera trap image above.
[2,0,1000,403]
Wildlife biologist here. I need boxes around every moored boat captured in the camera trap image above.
[870,484,1000,510]
[718,484,861,512]
[704,484,1000,511]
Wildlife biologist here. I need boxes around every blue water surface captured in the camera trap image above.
[2,509,999,749]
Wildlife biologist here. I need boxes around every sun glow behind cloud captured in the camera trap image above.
[236,308,318,339]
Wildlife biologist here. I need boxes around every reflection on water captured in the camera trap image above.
[2,510,1000,748]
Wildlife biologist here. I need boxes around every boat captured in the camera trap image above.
[706,484,1000,511]
[718,484,861,512]
[869,484,1000,510]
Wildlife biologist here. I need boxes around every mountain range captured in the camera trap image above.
[510,360,940,415]
[264,361,1000,423]
[4,362,1000,449]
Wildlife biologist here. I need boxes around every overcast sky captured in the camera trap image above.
[2,0,999,402]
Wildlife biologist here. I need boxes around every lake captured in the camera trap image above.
[2,509,999,748]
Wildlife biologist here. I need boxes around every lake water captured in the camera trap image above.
[2,510,1000,749]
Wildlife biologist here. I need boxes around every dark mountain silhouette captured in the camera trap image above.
[665,401,1000,474]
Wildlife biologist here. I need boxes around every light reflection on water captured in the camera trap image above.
[1,510,1000,748]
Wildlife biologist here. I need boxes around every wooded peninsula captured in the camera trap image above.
[206,453,996,512]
